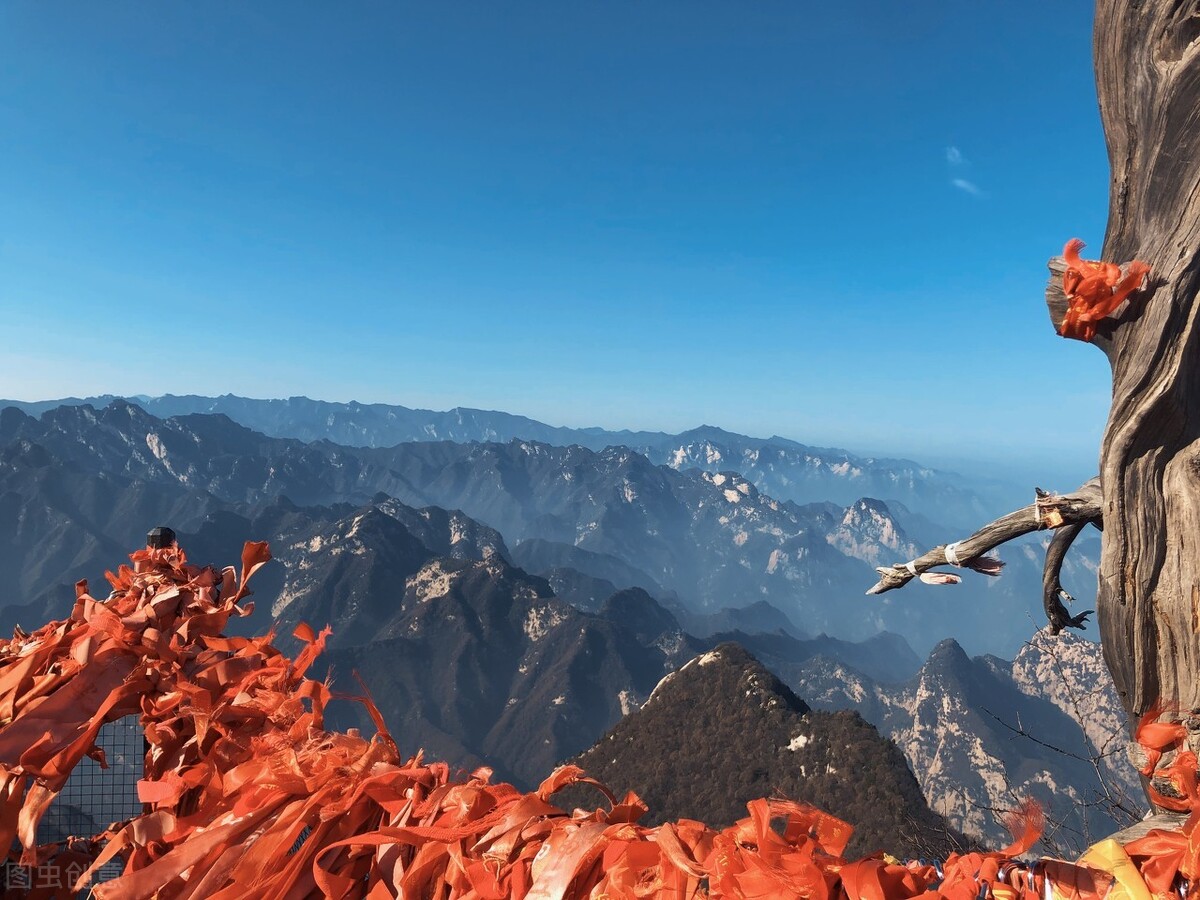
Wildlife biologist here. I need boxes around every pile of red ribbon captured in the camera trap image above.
[1058,238,1151,342]
[0,540,1188,898]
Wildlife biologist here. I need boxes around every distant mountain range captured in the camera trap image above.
[0,393,1020,527]
[0,400,1097,656]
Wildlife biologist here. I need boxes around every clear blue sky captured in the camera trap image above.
[0,1,1111,484]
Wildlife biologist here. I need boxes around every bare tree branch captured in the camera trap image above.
[1028,630,1143,824]
[866,478,1103,597]
[981,706,1095,763]
[1043,517,1102,634]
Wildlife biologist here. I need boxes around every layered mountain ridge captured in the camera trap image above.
[0,393,1016,525]
[0,400,1097,657]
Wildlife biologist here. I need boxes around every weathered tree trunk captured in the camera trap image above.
[1087,0,1200,724]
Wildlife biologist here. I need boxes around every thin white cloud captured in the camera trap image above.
[951,177,982,196]
[945,146,983,196]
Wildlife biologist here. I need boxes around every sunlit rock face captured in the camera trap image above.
[792,631,1138,852]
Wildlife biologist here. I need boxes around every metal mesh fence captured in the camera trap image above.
[8,715,148,892]
[39,715,144,844]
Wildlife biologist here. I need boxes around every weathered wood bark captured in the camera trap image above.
[1082,0,1200,726]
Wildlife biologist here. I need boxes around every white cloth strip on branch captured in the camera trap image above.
[905,561,918,576]
[919,572,962,586]
[944,542,963,567]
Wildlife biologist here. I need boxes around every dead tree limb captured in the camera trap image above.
[866,478,1103,601]
[1044,517,1102,634]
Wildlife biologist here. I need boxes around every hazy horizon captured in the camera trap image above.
[2,388,1101,492]
[2,0,1109,487]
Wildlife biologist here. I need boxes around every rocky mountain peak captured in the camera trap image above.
[571,642,960,858]
[0,406,35,443]
[827,497,918,566]
[646,642,810,714]
[842,497,892,525]
[679,425,739,442]
[598,588,680,645]
[374,498,511,562]
[921,637,974,676]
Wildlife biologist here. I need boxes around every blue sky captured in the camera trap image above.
[0,1,1110,484]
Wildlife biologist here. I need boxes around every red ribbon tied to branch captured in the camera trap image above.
[1059,238,1150,342]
